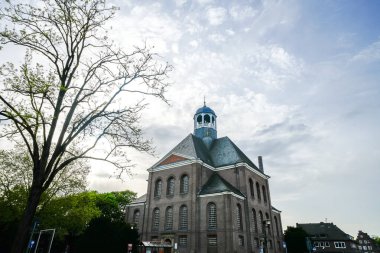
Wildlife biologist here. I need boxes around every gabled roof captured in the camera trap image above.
[198,173,245,198]
[128,194,146,205]
[297,222,353,240]
[209,137,259,169]
[153,134,262,174]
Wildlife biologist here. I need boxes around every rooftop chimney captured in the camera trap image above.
[258,156,264,172]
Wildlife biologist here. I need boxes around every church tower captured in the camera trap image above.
[193,102,217,149]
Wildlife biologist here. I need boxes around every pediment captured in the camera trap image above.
[158,154,188,166]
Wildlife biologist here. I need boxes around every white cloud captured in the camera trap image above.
[208,33,226,43]
[229,4,258,21]
[350,39,380,63]
[244,44,304,89]
[206,7,227,26]
[109,4,182,54]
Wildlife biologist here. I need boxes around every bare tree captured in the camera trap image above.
[0,0,172,252]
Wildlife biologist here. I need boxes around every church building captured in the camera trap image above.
[125,104,284,253]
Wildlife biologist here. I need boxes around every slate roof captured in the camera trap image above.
[297,222,353,240]
[129,194,146,205]
[155,134,262,173]
[198,173,245,198]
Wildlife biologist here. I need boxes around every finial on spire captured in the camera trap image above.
[204,96,206,107]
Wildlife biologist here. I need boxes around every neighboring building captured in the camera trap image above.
[297,222,359,253]
[125,103,284,253]
[357,230,380,253]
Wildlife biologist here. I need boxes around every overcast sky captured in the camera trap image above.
[2,0,380,237]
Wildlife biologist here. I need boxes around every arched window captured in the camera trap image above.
[133,209,140,226]
[256,182,261,201]
[165,206,173,230]
[197,115,202,123]
[152,208,160,231]
[204,114,210,123]
[154,179,162,198]
[249,178,254,198]
[265,212,271,235]
[259,211,264,233]
[180,175,189,194]
[167,177,175,196]
[179,205,188,230]
[252,208,258,233]
[262,185,267,204]
[274,216,280,236]
[236,204,243,230]
[207,202,217,230]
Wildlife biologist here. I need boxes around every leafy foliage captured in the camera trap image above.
[0,189,137,253]
[0,0,171,251]
[284,226,309,253]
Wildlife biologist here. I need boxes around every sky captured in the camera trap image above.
[1,0,380,237]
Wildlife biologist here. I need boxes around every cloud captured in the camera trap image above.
[206,7,227,26]
[229,4,258,21]
[350,39,380,63]
[109,3,183,54]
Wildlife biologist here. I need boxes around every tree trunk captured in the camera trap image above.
[11,183,43,253]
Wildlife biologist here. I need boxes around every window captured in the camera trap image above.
[262,185,267,204]
[274,216,279,236]
[154,179,162,198]
[252,208,258,233]
[254,238,259,248]
[334,242,346,248]
[179,205,188,230]
[256,182,261,201]
[265,212,271,235]
[179,236,188,247]
[249,178,254,198]
[208,235,217,247]
[165,207,173,230]
[197,115,202,123]
[180,175,189,194]
[236,204,243,230]
[238,235,244,246]
[133,209,140,226]
[152,208,160,231]
[204,114,210,123]
[325,242,330,247]
[167,177,175,196]
[207,202,217,230]
[259,211,264,232]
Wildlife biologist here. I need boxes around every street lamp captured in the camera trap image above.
[262,220,271,253]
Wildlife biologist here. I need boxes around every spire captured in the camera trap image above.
[204,96,206,107]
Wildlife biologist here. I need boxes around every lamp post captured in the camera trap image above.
[262,220,271,253]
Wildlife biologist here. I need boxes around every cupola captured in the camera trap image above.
[194,102,217,148]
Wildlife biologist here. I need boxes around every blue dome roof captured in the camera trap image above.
[195,105,216,115]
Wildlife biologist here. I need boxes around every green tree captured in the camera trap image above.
[0,0,171,252]
[284,226,309,253]
[0,148,89,202]
[95,191,136,221]
[74,190,138,253]
[38,191,101,239]
[373,236,380,246]
[75,217,139,253]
